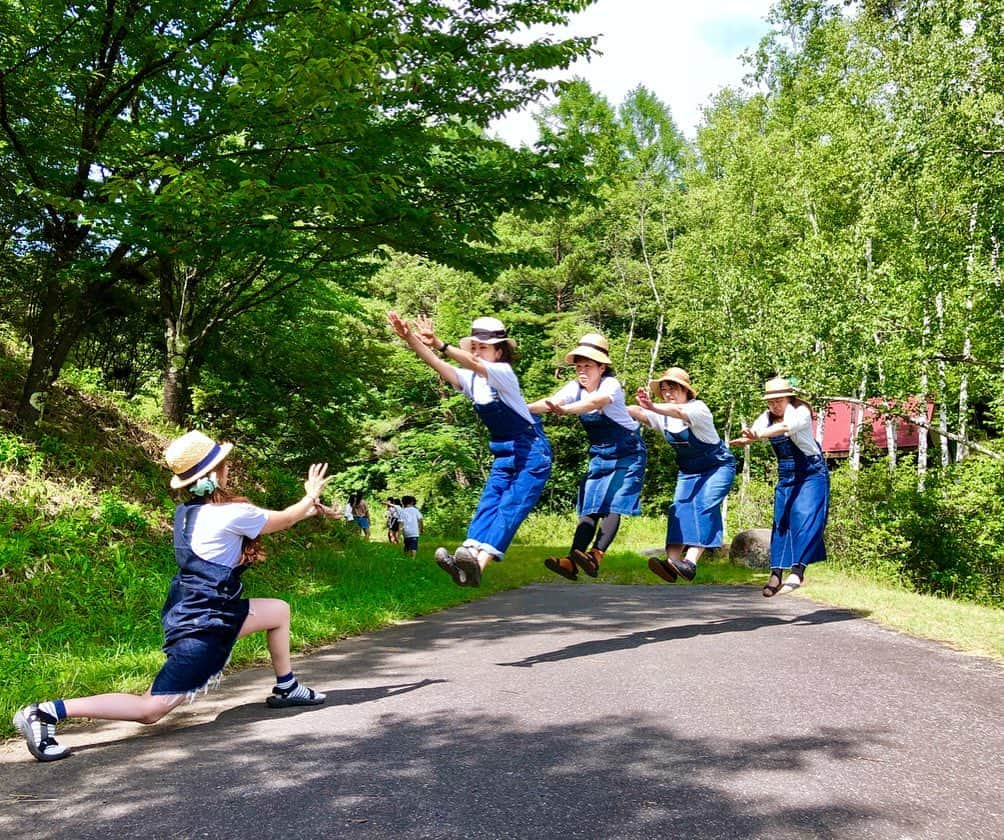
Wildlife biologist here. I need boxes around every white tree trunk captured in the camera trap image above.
[918,313,930,491]
[935,290,951,466]
[849,373,867,472]
[957,300,972,462]
[874,333,897,472]
[956,204,978,462]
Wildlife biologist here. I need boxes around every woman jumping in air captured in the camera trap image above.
[387,312,552,587]
[730,377,829,596]
[529,333,646,580]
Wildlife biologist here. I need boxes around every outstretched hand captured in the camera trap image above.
[313,501,343,519]
[303,463,333,500]
[729,429,758,447]
[635,387,655,410]
[387,310,412,341]
[543,399,567,416]
[414,315,438,348]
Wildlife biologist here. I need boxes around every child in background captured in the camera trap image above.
[351,491,371,540]
[398,496,423,558]
[386,497,403,544]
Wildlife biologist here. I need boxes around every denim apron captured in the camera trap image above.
[576,386,646,517]
[465,390,552,558]
[661,418,735,548]
[767,433,829,568]
[151,499,250,696]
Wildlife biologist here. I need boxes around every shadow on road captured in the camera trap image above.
[496,608,859,667]
[0,709,898,840]
[58,679,447,756]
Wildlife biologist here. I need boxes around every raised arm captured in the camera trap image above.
[387,311,461,389]
[260,463,333,534]
[414,315,492,379]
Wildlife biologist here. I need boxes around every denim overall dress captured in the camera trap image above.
[661,419,736,548]
[465,391,552,559]
[767,433,829,568]
[151,499,251,696]
[576,387,646,517]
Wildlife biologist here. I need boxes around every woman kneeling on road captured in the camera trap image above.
[13,430,332,763]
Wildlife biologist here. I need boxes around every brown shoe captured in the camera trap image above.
[571,548,601,578]
[544,556,578,581]
[647,556,678,583]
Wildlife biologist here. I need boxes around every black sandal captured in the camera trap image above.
[762,570,782,598]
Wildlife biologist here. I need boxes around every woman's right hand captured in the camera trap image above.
[635,387,654,410]
[387,311,412,341]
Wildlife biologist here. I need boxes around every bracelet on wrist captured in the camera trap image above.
[439,341,450,354]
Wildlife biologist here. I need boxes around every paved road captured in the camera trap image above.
[1,585,1002,839]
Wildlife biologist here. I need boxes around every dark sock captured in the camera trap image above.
[792,564,806,581]
[571,514,599,554]
[594,513,621,552]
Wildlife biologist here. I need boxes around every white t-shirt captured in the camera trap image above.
[752,402,819,456]
[188,502,269,568]
[454,361,535,425]
[551,376,639,431]
[398,506,423,538]
[640,399,721,444]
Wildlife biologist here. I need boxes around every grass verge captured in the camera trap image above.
[3,521,1001,742]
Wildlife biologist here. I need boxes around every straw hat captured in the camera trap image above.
[165,430,233,489]
[459,316,517,353]
[564,333,612,366]
[762,377,798,400]
[649,367,696,399]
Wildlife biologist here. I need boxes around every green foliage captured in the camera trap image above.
[826,457,1003,605]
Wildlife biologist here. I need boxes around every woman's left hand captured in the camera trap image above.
[414,315,438,348]
[635,387,654,410]
[544,399,567,416]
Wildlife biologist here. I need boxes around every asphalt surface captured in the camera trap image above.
[1,584,1001,840]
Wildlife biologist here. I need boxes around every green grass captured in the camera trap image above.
[5,514,1002,739]
[785,563,1004,659]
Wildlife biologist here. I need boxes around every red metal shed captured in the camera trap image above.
[820,397,935,457]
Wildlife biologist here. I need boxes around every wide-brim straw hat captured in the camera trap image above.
[165,430,233,489]
[564,332,612,366]
[649,367,696,399]
[459,316,517,353]
[762,376,798,399]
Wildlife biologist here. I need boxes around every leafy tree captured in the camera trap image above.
[0,0,598,424]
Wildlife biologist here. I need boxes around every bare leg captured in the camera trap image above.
[685,546,705,564]
[238,597,292,677]
[63,690,186,725]
[666,543,684,562]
